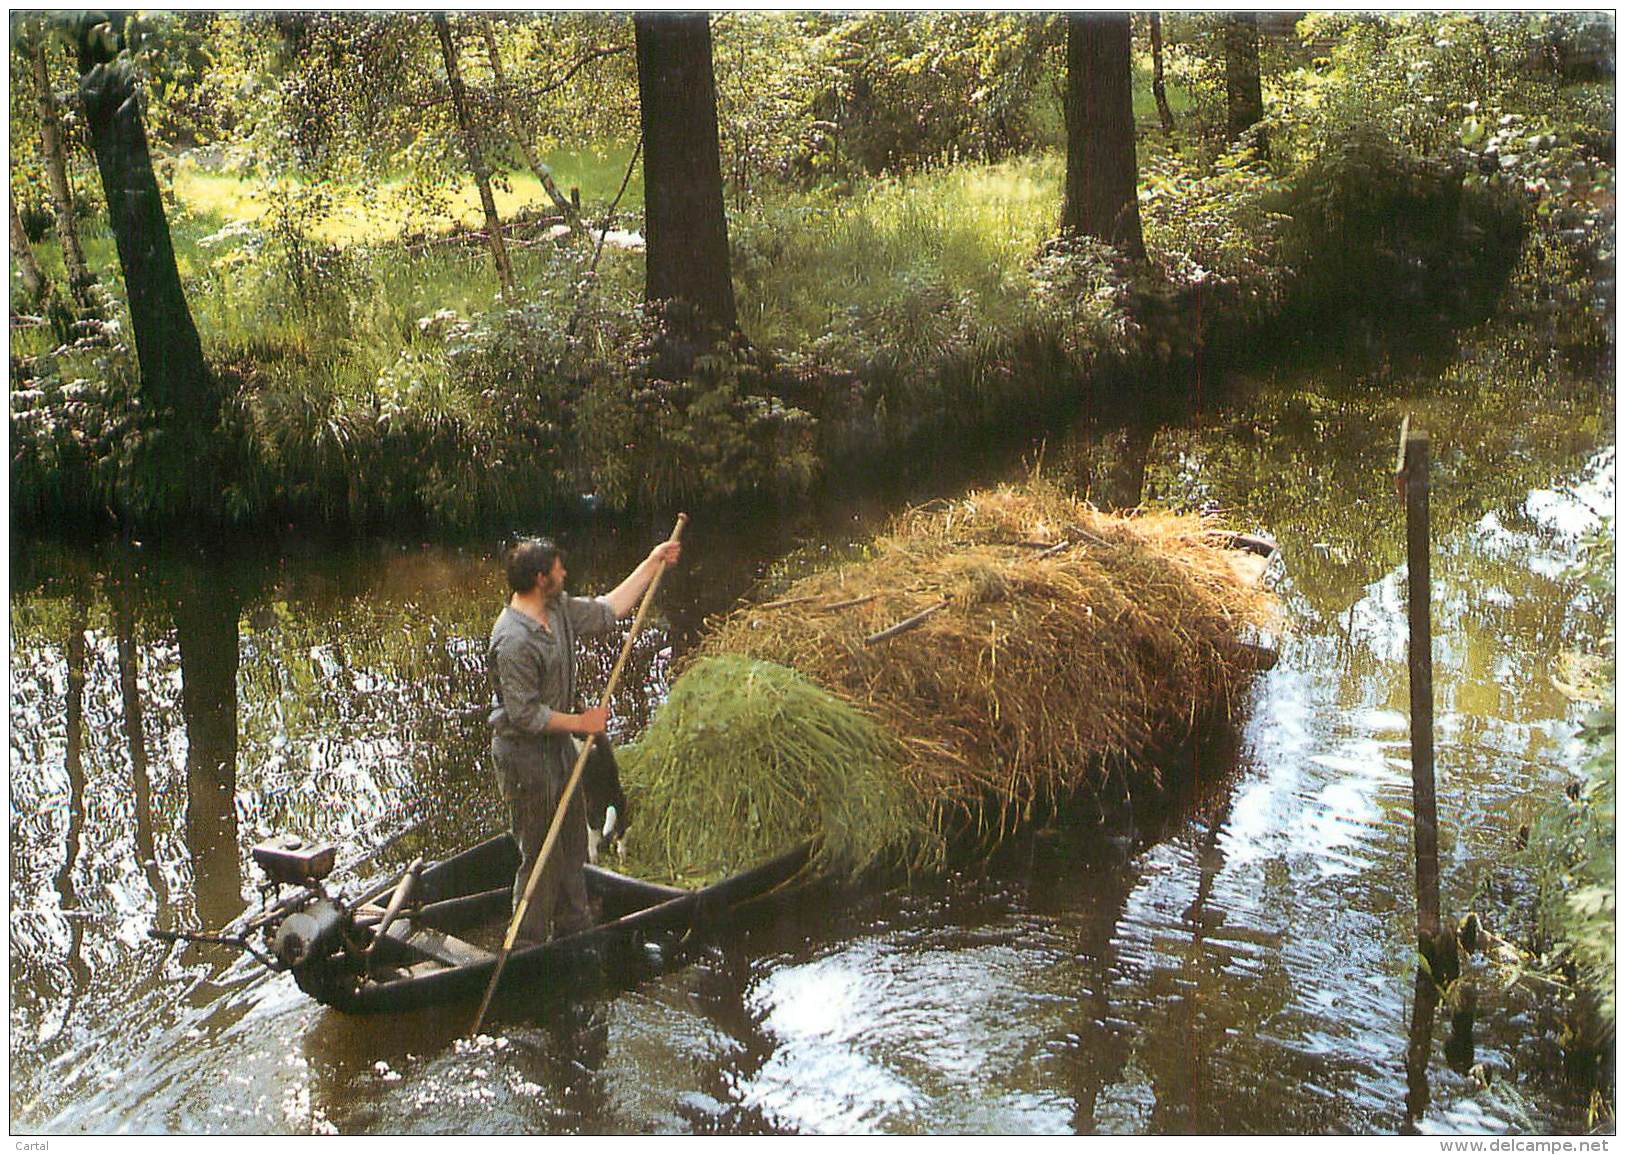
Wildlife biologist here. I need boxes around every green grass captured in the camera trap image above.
[528,142,645,209]
[619,654,943,883]
[23,146,1066,394]
[17,149,1086,494]
[733,154,1063,354]
[1131,53,1199,125]
[18,144,649,401]
[169,141,644,245]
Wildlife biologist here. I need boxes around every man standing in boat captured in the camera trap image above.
[488,536,681,942]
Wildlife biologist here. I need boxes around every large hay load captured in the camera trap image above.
[620,477,1275,883]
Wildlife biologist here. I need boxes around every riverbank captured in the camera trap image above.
[12,70,1613,536]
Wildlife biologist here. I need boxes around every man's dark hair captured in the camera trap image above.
[506,537,562,593]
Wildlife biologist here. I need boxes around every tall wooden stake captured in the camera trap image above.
[1396,420,1441,944]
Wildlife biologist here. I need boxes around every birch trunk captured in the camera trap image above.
[10,198,50,303]
[32,35,97,310]
[1150,13,1176,134]
[480,20,581,229]
[435,14,516,301]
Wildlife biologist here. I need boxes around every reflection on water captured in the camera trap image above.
[7,325,1613,1133]
[172,558,246,930]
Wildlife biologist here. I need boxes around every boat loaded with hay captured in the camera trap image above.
[158,478,1277,1013]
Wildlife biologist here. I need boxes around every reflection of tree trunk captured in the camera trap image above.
[49,589,95,1039]
[541,1001,612,1123]
[1063,885,1140,1133]
[1075,423,1157,512]
[173,572,244,928]
[1135,787,1234,1132]
[1181,803,1231,936]
[1443,979,1476,1075]
[680,940,793,1133]
[60,594,89,911]
[1061,14,1147,260]
[1150,14,1176,134]
[1104,423,1156,511]
[10,198,50,304]
[31,34,97,311]
[435,13,516,301]
[480,19,581,228]
[325,619,350,679]
[115,592,166,908]
[1402,965,1440,1132]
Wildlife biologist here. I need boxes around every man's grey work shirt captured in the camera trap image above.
[487,594,619,740]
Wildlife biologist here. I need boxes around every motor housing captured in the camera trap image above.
[272,899,349,968]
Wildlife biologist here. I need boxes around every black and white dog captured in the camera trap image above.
[574,737,630,865]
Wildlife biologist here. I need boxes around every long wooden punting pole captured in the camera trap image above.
[471,513,688,1036]
[1396,419,1441,945]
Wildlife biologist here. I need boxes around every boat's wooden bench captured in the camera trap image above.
[382,920,493,967]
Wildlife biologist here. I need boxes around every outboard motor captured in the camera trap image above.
[251,836,337,888]
[272,899,350,968]
[251,836,351,969]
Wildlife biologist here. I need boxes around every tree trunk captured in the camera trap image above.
[32,34,97,311]
[56,587,94,1012]
[634,13,738,337]
[1061,14,1146,261]
[435,14,516,301]
[10,198,50,304]
[480,19,582,229]
[75,32,215,426]
[1223,13,1267,150]
[1150,13,1176,134]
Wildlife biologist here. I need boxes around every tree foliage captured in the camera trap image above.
[798,13,1060,179]
[1528,522,1616,1039]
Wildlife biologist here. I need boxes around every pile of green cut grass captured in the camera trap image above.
[617,654,945,886]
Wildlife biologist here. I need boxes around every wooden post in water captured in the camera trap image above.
[1396,419,1441,946]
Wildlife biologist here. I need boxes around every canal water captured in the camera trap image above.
[9,326,1613,1134]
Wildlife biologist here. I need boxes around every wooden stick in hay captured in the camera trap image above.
[755,593,821,611]
[819,593,881,612]
[1065,523,1111,548]
[864,598,950,646]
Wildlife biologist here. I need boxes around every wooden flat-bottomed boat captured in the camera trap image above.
[165,834,812,1016]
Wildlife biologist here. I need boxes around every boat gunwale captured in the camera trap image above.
[304,839,815,1013]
